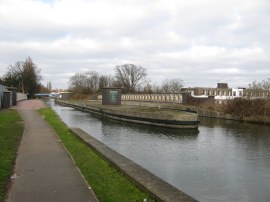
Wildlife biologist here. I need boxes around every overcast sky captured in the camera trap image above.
[0,0,269,89]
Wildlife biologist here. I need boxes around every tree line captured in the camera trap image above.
[0,61,184,98]
[1,57,268,102]
[0,57,42,98]
[69,63,184,96]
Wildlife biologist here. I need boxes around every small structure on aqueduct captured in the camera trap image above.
[102,87,122,105]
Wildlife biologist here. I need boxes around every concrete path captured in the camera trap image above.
[7,100,98,202]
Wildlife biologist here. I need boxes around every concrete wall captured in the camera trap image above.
[182,93,215,106]
[122,93,182,103]
[71,128,198,202]
[60,92,72,100]
[123,101,240,121]
[98,93,183,104]
[56,100,199,129]
[98,93,217,105]
[17,93,27,101]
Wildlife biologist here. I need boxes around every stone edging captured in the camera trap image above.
[70,128,198,202]
[56,100,199,129]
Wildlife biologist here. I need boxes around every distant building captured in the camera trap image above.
[217,83,228,88]
[183,83,269,104]
[97,83,269,105]
[59,92,72,100]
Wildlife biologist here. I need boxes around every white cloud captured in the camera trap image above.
[210,68,240,74]
[0,0,269,89]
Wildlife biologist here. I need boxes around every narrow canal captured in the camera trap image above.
[48,100,270,202]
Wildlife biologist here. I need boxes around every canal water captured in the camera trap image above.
[48,100,270,202]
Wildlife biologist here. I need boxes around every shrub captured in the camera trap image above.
[225,98,269,118]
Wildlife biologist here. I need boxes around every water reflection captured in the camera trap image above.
[101,117,199,139]
[48,100,270,202]
[199,118,270,202]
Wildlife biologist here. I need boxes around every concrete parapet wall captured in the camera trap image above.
[17,93,27,101]
[70,128,198,202]
[103,107,197,122]
[98,93,183,103]
[122,93,183,103]
[177,105,240,120]
[122,101,241,121]
[56,100,199,129]
[99,93,223,105]
[196,108,240,120]
[182,93,215,106]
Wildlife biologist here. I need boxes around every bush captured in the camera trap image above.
[225,98,269,118]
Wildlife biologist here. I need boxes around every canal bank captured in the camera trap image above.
[121,101,270,124]
[120,101,240,120]
[55,100,199,129]
[71,128,197,202]
[49,99,270,202]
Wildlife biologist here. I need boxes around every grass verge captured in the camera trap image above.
[0,109,23,202]
[39,108,153,202]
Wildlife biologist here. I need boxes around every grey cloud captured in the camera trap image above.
[0,0,269,89]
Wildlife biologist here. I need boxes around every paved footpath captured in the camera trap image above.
[7,100,98,202]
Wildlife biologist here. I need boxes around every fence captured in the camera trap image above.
[98,93,183,103]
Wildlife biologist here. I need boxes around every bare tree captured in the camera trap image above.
[69,73,87,94]
[248,79,270,90]
[248,78,270,98]
[143,83,153,94]
[2,62,24,92]
[98,75,115,91]
[2,57,42,97]
[114,64,147,93]
[69,71,100,94]
[151,83,161,93]
[161,79,170,93]
[161,79,184,93]
[85,71,99,93]
[23,57,42,97]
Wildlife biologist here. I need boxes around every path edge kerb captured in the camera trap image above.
[42,119,99,202]
[70,128,198,202]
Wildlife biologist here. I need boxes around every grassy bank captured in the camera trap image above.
[0,110,23,202]
[39,108,153,202]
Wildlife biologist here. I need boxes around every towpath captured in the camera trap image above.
[7,99,98,202]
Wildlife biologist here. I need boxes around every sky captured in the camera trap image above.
[0,0,269,89]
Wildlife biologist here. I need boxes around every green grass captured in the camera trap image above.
[39,108,153,202]
[0,109,23,202]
